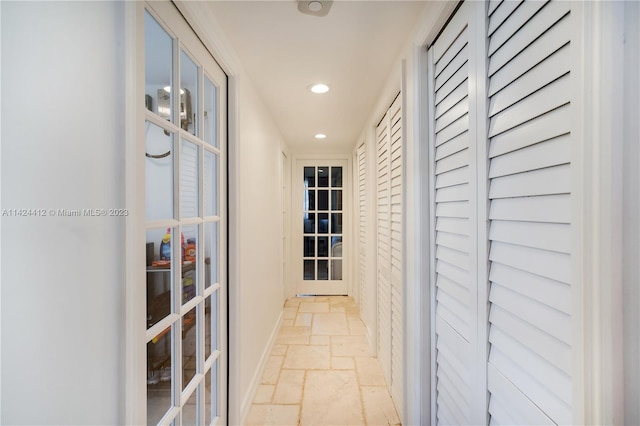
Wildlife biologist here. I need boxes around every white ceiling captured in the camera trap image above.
[204,0,430,153]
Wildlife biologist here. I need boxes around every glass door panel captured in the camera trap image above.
[145,122,174,222]
[180,140,199,219]
[144,11,173,121]
[180,49,198,135]
[203,151,218,217]
[203,76,218,147]
[297,161,348,295]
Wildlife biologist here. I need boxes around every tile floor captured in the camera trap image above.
[245,296,401,426]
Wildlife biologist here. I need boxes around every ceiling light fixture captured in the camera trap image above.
[310,83,329,94]
[315,133,327,139]
[308,1,322,12]
[297,0,333,17]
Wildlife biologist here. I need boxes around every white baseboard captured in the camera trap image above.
[239,310,283,425]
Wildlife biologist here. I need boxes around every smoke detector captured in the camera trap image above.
[297,1,333,17]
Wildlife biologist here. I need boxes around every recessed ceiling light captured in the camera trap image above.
[308,1,323,12]
[310,83,329,94]
[315,133,327,139]
[297,0,333,17]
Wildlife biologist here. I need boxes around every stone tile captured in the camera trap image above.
[283,306,298,320]
[283,345,330,370]
[329,296,356,308]
[245,404,300,425]
[281,319,294,327]
[271,345,288,356]
[355,357,386,386]
[294,313,313,327]
[300,370,363,425]
[331,356,355,370]
[312,312,349,335]
[313,296,329,302]
[278,326,311,337]
[346,306,361,318]
[253,385,274,404]
[348,318,368,335]
[361,386,401,426]
[276,326,311,345]
[261,356,284,385]
[275,334,310,345]
[272,369,305,404]
[330,306,346,312]
[298,302,329,313]
[331,335,371,357]
[284,298,303,307]
[309,335,330,345]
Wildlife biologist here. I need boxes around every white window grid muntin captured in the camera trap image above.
[144,7,224,425]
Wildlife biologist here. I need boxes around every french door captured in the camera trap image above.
[143,2,227,424]
[295,159,349,295]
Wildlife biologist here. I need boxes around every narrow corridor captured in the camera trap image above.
[246,296,401,425]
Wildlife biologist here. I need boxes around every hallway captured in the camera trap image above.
[246,296,400,426]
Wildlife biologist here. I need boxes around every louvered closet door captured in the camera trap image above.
[486,1,573,424]
[388,95,403,409]
[377,110,392,388]
[377,93,404,415]
[358,143,368,325]
[428,2,476,424]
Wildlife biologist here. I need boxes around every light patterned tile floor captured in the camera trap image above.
[245,296,401,426]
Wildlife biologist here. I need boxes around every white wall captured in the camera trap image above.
[171,3,289,423]
[235,74,288,417]
[1,2,126,424]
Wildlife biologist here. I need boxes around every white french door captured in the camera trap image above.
[143,1,227,424]
[295,159,349,295]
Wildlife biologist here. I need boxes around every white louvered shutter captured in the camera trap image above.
[389,96,403,410]
[377,107,392,387]
[376,93,403,415]
[486,1,573,424]
[357,143,368,326]
[428,2,476,424]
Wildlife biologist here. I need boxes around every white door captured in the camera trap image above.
[485,1,574,423]
[295,159,349,295]
[427,2,479,423]
[427,1,577,424]
[376,93,404,414]
[357,143,368,324]
[143,2,227,424]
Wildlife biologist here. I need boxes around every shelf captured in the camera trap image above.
[147,261,196,273]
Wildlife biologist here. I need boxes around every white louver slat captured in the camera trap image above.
[486,0,573,424]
